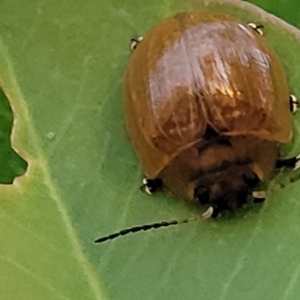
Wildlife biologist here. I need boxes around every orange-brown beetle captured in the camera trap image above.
[123,11,297,219]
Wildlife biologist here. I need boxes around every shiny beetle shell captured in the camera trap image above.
[123,12,292,208]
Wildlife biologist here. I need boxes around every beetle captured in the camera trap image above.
[123,11,299,219]
[95,11,299,244]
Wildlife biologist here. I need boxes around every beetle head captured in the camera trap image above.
[194,166,260,218]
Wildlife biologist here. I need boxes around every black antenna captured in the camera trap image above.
[95,216,198,243]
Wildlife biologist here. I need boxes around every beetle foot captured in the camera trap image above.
[276,154,300,170]
[201,206,214,219]
[247,23,264,35]
[290,94,299,113]
[130,36,143,51]
[252,191,266,203]
[141,178,163,195]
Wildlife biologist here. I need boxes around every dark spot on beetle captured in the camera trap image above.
[196,127,232,154]
[202,126,219,138]
[195,186,210,204]
[243,170,260,188]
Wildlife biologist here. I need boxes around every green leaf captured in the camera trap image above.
[1,0,300,299]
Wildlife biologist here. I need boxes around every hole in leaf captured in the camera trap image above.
[0,87,27,184]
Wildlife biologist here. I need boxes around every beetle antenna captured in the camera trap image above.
[95,216,198,244]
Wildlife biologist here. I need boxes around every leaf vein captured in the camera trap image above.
[43,164,105,300]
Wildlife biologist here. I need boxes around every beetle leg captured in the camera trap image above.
[201,206,214,219]
[130,36,143,51]
[247,23,264,36]
[141,178,163,195]
[290,94,299,113]
[252,191,266,203]
[276,154,300,170]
